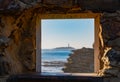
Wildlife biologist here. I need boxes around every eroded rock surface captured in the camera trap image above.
[0,1,119,81]
[99,11,120,77]
[63,48,94,73]
[0,9,36,75]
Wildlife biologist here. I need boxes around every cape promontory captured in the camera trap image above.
[53,47,75,50]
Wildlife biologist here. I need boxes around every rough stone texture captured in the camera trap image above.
[0,9,36,75]
[0,36,10,75]
[0,0,119,82]
[98,11,120,79]
[0,0,119,14]
[63,48,94,73]
[104,78,120,82]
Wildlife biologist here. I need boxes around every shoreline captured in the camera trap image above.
[42,61,66,67]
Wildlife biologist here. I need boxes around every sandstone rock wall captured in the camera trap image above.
[98,11,120,78]
[0,1,119,81]
[0,0,119,13]
[0,9,36,75]
[63,48,94,73]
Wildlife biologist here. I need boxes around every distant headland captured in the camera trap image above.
[53,47,75,50]
[53,44,75,50]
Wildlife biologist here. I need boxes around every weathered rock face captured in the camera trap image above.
[0,1,119,81]
[63,48,94,73]
[0,9,36,75]
[0,36,10,75]
[0,0,12,9]
[0,0,119,13]
[99,11,120,77]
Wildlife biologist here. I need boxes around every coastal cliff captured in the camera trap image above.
[63,47,94,73]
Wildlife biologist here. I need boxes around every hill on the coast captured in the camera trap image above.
[53,47,75,50]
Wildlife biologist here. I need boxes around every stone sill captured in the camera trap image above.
[7,73,103,82]
[6,73,120,82]
[41,72,98,76]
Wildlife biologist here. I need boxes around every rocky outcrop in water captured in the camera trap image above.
[63,48,94,73]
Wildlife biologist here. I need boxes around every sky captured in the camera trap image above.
[41,19,94,49]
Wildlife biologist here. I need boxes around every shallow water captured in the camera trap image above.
[42,49,72,73]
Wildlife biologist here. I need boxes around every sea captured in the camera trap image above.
[42,49,73,73]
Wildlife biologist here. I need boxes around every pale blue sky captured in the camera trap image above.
[41,19,94,49]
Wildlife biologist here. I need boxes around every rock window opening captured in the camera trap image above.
[36,14,100,76]
[41,19,94,74]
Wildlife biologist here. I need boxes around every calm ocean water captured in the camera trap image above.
[42,49,72,73]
